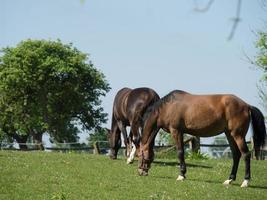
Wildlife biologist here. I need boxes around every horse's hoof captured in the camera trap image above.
[127,159,133,164]
[138,169,148,176]
[176,175,185,181]
[240,180,249,188]
[223,179,233,186]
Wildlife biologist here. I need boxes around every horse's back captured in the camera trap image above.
[112,88,132,122]
[182,93,248,107]
[112,87,160,124]
[114,87,132,101]
[182,93,249,119]
[158,92,250,136]
[127,88,159,107]
[126,87,160,121]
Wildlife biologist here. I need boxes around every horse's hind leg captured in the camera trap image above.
[127,141,136,164]
[113,125,122,159]
[223,132,241,186]
[127,130,135,164]
[233,136,251,187]
[170,128,186,181]
[117,121,129,157]
[127,122,140,164]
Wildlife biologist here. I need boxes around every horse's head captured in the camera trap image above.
[106,128,121,159]
[138,145,154,176]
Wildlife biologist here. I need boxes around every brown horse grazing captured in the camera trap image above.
[138,90,266,187]
[108,87,160,164]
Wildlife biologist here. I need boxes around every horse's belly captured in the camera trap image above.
[186,126,225,137]
[184,115,226,137]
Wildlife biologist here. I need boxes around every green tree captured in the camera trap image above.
[88,128,109,149]
[0,130,13,149]
[255,32,267,113]
[157,129,192,146]
[158,129,174,146]
[0,39,110,147]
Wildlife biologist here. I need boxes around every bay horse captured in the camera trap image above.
[108,87,160,164]
[138,90,266,187]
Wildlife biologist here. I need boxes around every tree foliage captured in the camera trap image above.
[0,39,110,143]
[255,32,267,113]
[158,129,174,146]
[256,32,267,79]
[88,128,109,148]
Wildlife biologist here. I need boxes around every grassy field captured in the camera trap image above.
[0,151,267,200]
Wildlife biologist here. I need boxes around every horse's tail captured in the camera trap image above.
[250,106,266,151]
[110,112,118,133]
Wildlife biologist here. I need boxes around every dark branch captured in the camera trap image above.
[193,0,243,41]
[227,0,242,41]
[194,0,215,12]
[258,0,267,11]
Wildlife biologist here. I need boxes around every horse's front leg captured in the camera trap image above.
[171,128,186,181]
[138,128,159,176]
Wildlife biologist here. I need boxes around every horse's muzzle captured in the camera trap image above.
[109,154,117,160]
[138,168,148,176]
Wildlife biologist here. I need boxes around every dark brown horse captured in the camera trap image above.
[108,87,160,163]
[138,90,266,187]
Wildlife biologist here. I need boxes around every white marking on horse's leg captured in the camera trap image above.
[223,179,233,186]
[240,179,249,188]
[127,144,136,164]
[176,175,185,181]
[126,139,132,157]
[126,145,131,157]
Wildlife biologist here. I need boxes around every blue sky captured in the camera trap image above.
[1,0,266,143]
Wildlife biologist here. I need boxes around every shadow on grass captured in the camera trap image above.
[153,175,175,180]
[188,178,225,185]
[152,176,224,183]
[153,160,212,169]
[248,185,267,190]
[187,178,267,190]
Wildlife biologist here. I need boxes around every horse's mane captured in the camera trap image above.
[142,90,187,127]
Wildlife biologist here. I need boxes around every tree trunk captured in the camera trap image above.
[32,133,44,150]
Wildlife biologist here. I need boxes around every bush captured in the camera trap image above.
[185,151,210,160]
[155,147,210,160]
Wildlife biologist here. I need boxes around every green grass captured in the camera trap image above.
[0,151,267,200]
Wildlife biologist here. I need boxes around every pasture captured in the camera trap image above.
[0,151,267,200]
